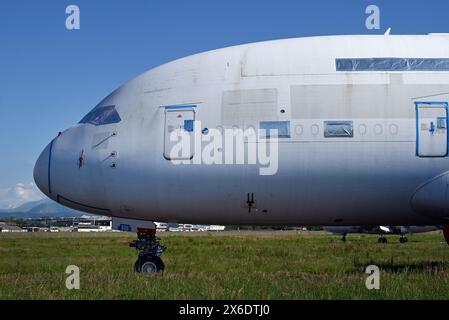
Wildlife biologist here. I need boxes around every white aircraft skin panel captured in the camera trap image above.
[290,84,449,119]
[34,35,449,227]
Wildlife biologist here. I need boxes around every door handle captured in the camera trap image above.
[429,121,435,134]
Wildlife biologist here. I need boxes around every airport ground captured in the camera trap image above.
[0,230,448,300]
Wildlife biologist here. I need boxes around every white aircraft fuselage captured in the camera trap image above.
[34,35,449,229]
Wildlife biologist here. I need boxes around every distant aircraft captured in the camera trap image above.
[324,226,440,243]
[34,34,449,272]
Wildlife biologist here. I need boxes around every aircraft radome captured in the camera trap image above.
[34,34,449,272]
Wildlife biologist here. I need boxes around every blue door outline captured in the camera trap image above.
[414,101,449,157]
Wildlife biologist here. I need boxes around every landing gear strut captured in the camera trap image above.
[130,228,166,273]
[341,233,347,242]
[399,235,408,243]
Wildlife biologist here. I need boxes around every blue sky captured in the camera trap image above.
[0,0,448,207]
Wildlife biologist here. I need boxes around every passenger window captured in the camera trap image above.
[324,121,353,138]
[260,121,291,138]
[336,58,449,72]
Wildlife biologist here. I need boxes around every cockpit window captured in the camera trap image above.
[79,105,121,126]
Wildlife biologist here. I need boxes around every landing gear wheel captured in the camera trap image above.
[341,234,347,242]
[399,236,408,243]
[378,237,388,244]
[130,228,166,274]
[135,256,165,273]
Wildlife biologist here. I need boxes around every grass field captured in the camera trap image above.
[0,230,449,300]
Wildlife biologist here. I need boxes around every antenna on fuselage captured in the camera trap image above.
[384,28,392,35]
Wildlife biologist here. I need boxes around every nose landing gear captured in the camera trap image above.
[377,235,388,244]
[130,228,166,273]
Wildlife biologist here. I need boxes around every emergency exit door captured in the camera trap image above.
[415,102,448,157]
[163,106,196,160]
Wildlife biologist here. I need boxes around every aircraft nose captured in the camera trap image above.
[34,142,52,197]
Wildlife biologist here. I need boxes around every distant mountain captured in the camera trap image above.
[0,199,47,213]
[0,199,88,219]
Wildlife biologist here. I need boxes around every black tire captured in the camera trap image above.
[135,256,165,273]
[134,259,140,272]
[400,237,408,243]
[153,256,165,272]
[378,237,387,244]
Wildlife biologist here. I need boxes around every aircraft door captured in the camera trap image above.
[415,102,448,157]
[163,106,196,160]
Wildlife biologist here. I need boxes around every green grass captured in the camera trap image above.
[0,231,448,300]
